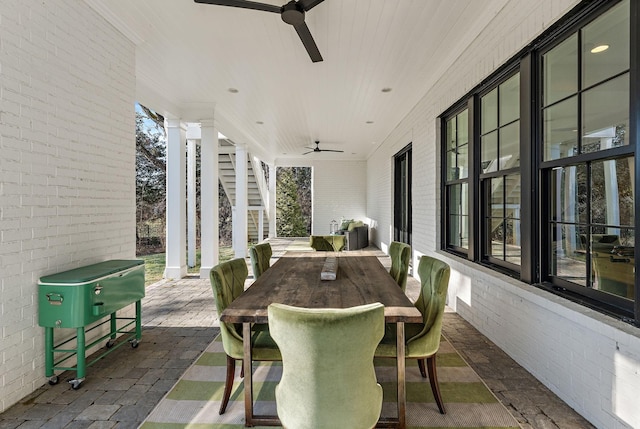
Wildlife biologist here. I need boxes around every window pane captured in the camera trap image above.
[458,142,469,179]
[582,0,630,88]
[458,110,469,145]
[448,184,469,249]
[490,177,504,218]
[499,121,520,169]
[591,227,634,300]
[582,74,629,153]
[446,117,456,150]
[543,33,578,106]
[500,73,520,125]
[505,218,522,265]
[550,223,588,286]
[549,165,588,224]
[488,215,505,260]
[543,96,578,161]
[449,185,462,215]
[505,175,521,265]
[481,131,498,173]
[488,177,504,259]
[446,149,457,180]
[481,89,498,134]
[591,158,635,227]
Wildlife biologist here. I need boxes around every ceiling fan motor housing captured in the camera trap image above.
[281,1,305,25]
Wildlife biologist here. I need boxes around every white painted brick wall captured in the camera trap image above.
[368,1,640,428]
[312,160,367,235]
[0,0,136,411]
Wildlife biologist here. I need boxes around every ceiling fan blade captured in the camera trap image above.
[302,150,315,155]
[293,22,323,62]
[320,149,344,153]
[298,0,325,12]
[194,0,280,14]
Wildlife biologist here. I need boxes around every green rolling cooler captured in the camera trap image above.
[38,260,145,389]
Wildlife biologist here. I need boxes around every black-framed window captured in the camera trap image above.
[480,73,522,269]
[444,109,470,253]
[541,0,634,315]
[440,0,637,323]
[394,144,412,245]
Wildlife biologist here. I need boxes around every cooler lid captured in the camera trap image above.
[39,260,144,285]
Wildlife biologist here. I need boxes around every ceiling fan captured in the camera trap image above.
[303,140,344,155]
[194,0,325,62]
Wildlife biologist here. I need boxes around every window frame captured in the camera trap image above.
[439,0,639,325]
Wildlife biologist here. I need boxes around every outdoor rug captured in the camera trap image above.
[140,335,521,429]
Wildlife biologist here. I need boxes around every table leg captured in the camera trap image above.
[397,322,406,429]
[243,323,254,427]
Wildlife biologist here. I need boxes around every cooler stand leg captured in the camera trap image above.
[106,313,117,348]
[69,327,85,389]
[130,300,142,348]
[45,327,58,385]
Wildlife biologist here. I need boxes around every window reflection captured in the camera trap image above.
[448,183,469,249]
[548,157,635,300]
[582,74,629,153]
[582,0,629,88]
[543,97,578,161]
[543,34,577,106]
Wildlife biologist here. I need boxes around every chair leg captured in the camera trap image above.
[417,358,427,378]
[220,354,236,415]
[427,355,446,414]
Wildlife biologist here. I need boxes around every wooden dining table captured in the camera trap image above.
[220,251,422,428]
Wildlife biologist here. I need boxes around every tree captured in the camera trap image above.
[276,167,308,237]
[136,104,166,252]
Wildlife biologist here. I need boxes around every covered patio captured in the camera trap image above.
[1,0,639,428]
[0,239,592,428]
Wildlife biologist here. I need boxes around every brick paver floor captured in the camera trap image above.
[0,238,594,429]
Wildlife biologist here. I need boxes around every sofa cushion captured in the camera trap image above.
[348,220,364,231]
[340,219,354,230]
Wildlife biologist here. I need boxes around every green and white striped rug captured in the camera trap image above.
[141,335,520,429]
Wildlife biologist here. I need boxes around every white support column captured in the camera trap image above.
[187,139,197,268]
[200,120,219,278]
[258,207,264,241]
[233,144,248,258]
[268,164,276,238]
[164,119,187,279]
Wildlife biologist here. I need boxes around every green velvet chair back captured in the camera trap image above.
[249,242,272,279]
[209,258,248,359]
[268,302,385,429]
[389,241,411,291]
[408,255,450,357]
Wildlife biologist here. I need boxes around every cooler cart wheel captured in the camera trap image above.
[130,339,140,348]
[69,378,83,390]
[106,339,116,348]
[48,376,59,385]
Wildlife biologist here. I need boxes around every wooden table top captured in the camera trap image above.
[221,252,422,324]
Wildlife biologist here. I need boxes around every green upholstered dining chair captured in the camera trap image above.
[268,302,385,429]
[209,258,281,414]
[389,241,411,291]
[249,242,272,279]
[376,255,450,414]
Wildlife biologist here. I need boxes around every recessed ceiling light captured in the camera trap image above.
[381,87,392,93]
[590,44,609,53]
[228,88,239,93]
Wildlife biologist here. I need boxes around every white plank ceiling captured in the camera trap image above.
[86,0,509,162]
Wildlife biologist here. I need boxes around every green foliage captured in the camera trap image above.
[276,167,310,237]
[136,104,166,252]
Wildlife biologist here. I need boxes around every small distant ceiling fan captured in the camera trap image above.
[303,140,344,155]
[194,0,325,62]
